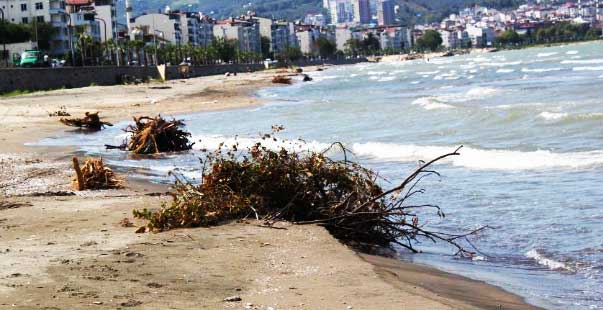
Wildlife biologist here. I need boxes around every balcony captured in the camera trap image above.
[51,20,67,27]
[49,8,66,15]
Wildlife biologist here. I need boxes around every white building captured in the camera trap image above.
[131,12,182,45]
[213,18,261,54]
[0,0,70,55]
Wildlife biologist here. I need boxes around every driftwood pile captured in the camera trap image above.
[133,128,482,256]
[121,116,193,154]
[60,112,113,131]
[72,157,123,190]
[272,76,292,85]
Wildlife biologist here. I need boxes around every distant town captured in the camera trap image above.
[0,0,602,67]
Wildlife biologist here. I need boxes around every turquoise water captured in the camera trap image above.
[37,42,603,309]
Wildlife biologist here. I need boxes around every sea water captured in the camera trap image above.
[36,42,603,309]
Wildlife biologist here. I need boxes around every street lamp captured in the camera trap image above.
[95,17,107,43]
[0,8,6,67]
[153,30,164,65]
[64,12,75,66]
[95,17,107,64]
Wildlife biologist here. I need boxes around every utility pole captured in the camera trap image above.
[65,13,75,66]
[95,17,107,63]
[0,8,6,67]
[125,0,133,39]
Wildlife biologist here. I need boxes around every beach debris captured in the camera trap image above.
[302,74,313,82]
[48,106,70,117]
[72,157,123,191]
[133,127,485,256]
[60,112,113,131]
[272,75,292,84]
[223,296,242,302]
[119,218,135,227]
[118,115,194,154]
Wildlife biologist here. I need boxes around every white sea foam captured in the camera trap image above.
[526,249,572,271]
[367,71,387,75]
[538,111,568,121]
[573,66,603,71]
[416,70,440,75]
[537,52,558,57]
[521,67,563,73]
[312,75,339,82]
[412,87,500,109]
[351,143,603,170]
[561,58,603,64]
[465,87,499,97]
[497,69,515,73]
[378,76,397,82]
[481,61,522,67]
[191,135,330,154]
[411,97,454,110]
[566,50,579,55]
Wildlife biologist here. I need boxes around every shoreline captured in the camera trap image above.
[1,67,537,309]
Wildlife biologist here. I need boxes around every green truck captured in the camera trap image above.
[13,49,48,67]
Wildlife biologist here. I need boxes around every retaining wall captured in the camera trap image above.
[0,66,160,93]
[0,58,368,94]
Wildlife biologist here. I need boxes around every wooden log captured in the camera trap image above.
[72,157,84,191]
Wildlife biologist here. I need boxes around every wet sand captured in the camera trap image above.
[0,68,537,309]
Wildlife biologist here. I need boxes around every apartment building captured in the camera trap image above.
[0,0,70,55]
[213,18,261,54]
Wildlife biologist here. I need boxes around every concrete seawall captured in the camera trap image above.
[0,58,367,94]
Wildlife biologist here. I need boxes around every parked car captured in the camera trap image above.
[51,59,65,68]
[19,49,46,67]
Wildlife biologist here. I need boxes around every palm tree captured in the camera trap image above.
[75,26,92,66]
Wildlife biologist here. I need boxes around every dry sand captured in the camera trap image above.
[0,68,537,309]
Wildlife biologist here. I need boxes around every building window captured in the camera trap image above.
[21,3,27,11]
[37,16,44,23]
[35,2,43,10]
[22,17,28,23]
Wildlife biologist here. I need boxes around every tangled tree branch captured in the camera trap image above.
[133,129,485,257]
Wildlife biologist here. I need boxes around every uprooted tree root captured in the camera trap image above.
[72,157,123,190]
[107,115,194,154]
[133,130,485,256]
[60,112,113,131]
[272,75,292,84]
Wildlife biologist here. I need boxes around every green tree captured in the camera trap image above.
[316,37,336,58]
[281,46,303,61]
[260,36,271,59]
[211,37,237,63]
[362,33,381,52]
[495,29,521,46]
[416,30,442,52]
[344,38,362,56]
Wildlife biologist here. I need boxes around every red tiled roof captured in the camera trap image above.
[66,0,93,5]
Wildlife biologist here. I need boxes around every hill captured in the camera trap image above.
[130,0,524,24]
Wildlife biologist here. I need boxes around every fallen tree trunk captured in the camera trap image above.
[60,112,112,131]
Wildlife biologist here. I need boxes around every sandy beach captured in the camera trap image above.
[0,68,536,309]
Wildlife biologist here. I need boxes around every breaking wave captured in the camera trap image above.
[573,66,603,71]
[537,52,558,57]
[411,97,455,110]
[538,111,568,121]
[561,58,603,64]
[351,143,603,170]
[521,67,563,73]
[526,249,573,271]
